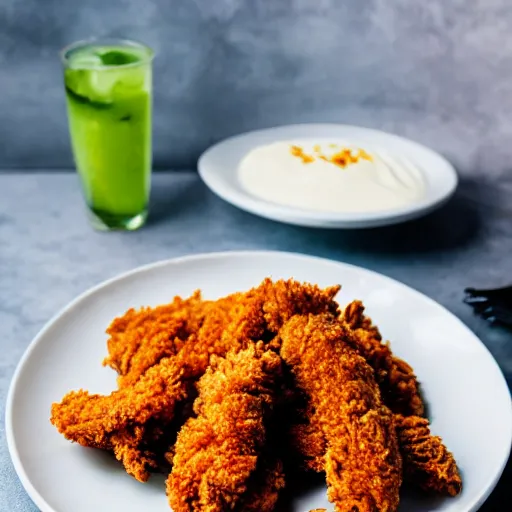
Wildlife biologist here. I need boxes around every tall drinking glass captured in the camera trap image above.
[61,39,154,230]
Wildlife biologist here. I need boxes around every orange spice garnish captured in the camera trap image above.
[290,144,373,168]
[359,149,373,161]
[290,145,314,164]
[331,148,372,168]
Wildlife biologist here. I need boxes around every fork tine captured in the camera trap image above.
[487,304,512,324]
[490,311,512,327]
[464,296,490,305]
[470,301,493,314]
[475,304,512,326]
[480,307,496,319]
[465,296,512,326]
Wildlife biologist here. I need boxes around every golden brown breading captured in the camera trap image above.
[280,314,402,512]
[167,345,283,512]
[51,279,340,483]
[288,304,462,500]
[241,458,286,512]
[395,414,462,496]
[192,279,341,358]
[104,279,340,388]
[343,302,462,496]
[50,354,194,481]
[50,278,464,511]
[290,404,463,499]
[103,291,207,387]
[155,279,340,390]
[257,279,341,334]
[288,410,327,473]
[51,302,247,484]
[342,300,425,417]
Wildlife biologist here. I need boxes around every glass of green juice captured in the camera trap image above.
[61,39,154,230]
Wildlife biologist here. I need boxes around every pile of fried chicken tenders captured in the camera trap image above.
[51,279,461,511]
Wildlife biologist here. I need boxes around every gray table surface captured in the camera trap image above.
[1,171,511,511]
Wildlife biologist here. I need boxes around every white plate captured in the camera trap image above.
[198,124,458,228]
[6,251,511,512]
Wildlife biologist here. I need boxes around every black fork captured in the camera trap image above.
[464,285,512,326]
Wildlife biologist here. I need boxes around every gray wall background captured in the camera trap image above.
[2,0,512,176]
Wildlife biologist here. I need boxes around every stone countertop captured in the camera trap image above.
[0,171,511,511]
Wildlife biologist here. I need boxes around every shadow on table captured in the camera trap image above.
[283,175,485,257]
[147,176,202,226]
[146,174,493,258]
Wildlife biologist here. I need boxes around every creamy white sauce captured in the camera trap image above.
[238,140,426,213]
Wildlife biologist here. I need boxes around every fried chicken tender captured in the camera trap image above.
[288,409,327,473]
[241,458,286,512]
[290,412,463,501]
[104,279,340,387]
[157,278,340,392]
[103,291,208,388]
[344,302,461,496]
[167,344,284,512]
[395,414,462,496]
[289,303,462,499]
[280,314,402,512]
[50,354,194,481]
[290,408,462,496]
[51,279,340,482]
[342,301,424,417]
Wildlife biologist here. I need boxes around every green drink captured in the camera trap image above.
[62,39,154,230]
